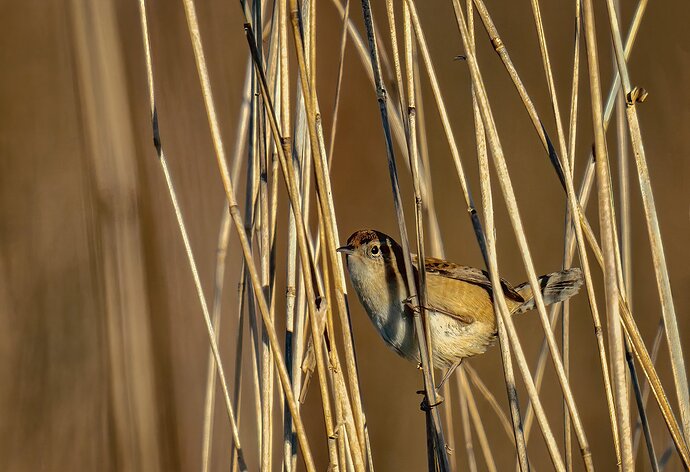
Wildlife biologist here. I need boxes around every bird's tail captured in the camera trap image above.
[513,268,583,314]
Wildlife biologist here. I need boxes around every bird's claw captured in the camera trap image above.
[416,389,444,411]
[403,295,420,313]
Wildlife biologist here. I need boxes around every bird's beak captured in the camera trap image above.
[336,245,354,255]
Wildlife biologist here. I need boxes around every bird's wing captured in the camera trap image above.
[418,256,524,303]
[410,255,524,326]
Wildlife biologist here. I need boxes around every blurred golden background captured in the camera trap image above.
[1,0,688,471]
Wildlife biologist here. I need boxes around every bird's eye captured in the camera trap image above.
[370,246,380,256]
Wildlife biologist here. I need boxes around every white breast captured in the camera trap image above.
[347,256,418,362]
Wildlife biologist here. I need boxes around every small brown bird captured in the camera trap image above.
[338,229,583,386]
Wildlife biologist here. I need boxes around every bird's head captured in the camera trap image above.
[337,229,404,282]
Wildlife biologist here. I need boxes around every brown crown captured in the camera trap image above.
[346,229,393,248]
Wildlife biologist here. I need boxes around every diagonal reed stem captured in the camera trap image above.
[581,0,633,467]
[285,3,370,467]
[603,0,690,447]
[201,50,253,472]
[454,1,598,469]
[180,0,321,468]
[246,11,370,468]
[287,2,373,462]
[459,368,498,472]
[468,1,620,465]
[359,1,450,469]
[137,1,248,470]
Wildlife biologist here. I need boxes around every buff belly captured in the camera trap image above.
[426,311,496,369]
[368,302,496,370]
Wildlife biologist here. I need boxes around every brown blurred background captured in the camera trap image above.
[1,0,688,471]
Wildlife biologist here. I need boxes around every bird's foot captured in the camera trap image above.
[436,360,462,391]
[402,296,421,315]
[416,389,444,411]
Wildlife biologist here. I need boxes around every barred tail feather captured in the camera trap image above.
[513,268,583,314]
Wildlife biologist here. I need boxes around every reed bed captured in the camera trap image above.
[135,0,689,470]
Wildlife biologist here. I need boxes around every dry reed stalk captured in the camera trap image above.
[470,4,644,468]
[309,0,316,105]
[265,4,290,466]
[454,8,532,469]
[317,218,344,471]
[616,298,689,465]
[442,383,458,472]
[359,1,450,469]
[285,86,311,472]
[521,1,582,462]
[394,14,534,465]
[603,0,690,446]
[368,0,440,247]
[137,1,249,469]
[283,173,299,472]
[292,96,315,372]
[318,216,351,470]
[179,1,323,469]
[400,0,434,402]
[566,193,690,467]
[246,13,370,468]
[246,15,272,452]
[386,0,408,123]
[453,1,602,469]
[463,1,528,467]
[327,0,350,165]
[458,369,498,472]
[515,0,654,459]
[580,0,633,468]
[613,0,631,316]
[611,3,657,469]
[467,47,535,472]
[526,0,569,160]
[201,208,232,472]
[202,47,254,472]
[279,0,299,466]
[580,0,670,463]
[290,5,366,464]
[245,120,266,455]
[331,337,369,472]
[585,221,690,468]
[268,95,282,472]
[462,16,532,472]
[246,17,344,470]
[413,72,445,259]
[468,1,620,462]
[310,151,374,467]
[139,0,688,470]
[403,0,489,258]
[328,0,414,169]
[463,365,513,441]
[230,271,248,472]
[562,2,582,467]
[468,5,600,468]
[633,320,665,457]
[397,5,465,459]
[458,383,478,472]
[391,27,567,471]
[625,345,659,471]
[287,2,373,464]
[254,8,276,470]
[395,6,467,461]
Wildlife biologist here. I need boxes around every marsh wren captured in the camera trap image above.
[338,229,583,385]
